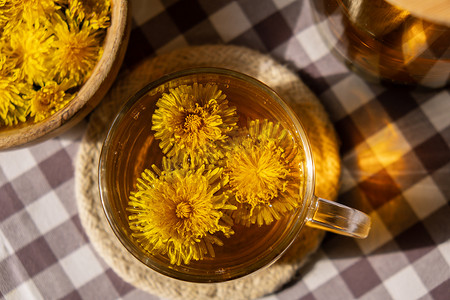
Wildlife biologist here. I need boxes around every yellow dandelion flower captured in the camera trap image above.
[52,12,103,85]
[0,47,16,75]
[225,119,304,226]
[1,0,59,36]
[127,156,236,266]
[3,22,55,85]
[0,54,32,126]
[68,0,111,30]
[19,0,59,24]
[0,0,109,127]
[0,0,17,35]
[29,79,76,122]
[152,83,238,163]
[0,81,30,126]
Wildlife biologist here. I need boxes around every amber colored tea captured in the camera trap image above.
[102,73,308,276]
[312,0,450,88]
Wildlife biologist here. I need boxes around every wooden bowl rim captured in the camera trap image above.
[0,0,129,150]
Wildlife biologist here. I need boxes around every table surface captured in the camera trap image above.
[1,1,449,299]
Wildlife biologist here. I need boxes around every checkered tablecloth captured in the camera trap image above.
[1,0,449,299]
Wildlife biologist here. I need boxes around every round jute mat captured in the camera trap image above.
[75,45,341,300]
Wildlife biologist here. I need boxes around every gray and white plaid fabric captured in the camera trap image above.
[1,0,449,299]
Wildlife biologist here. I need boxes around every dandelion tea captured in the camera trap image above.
[312,0,450,87]
[103,72,308,275]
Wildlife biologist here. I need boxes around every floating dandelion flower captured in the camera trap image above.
[52,12,103,85]
[127,156,236,266]
[225,119,304,226]
[152,83,238,163]
[29,79,76,122]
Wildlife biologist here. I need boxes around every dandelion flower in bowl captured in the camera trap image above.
[0,0,113,131]
[68,0,111,29]
[51,12,104,85]
[4,21,55,86]
[0,54,32,126]
[29,79,76,122]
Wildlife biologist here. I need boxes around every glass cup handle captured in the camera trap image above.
[306,196,371,238]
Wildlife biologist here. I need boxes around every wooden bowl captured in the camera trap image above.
[0,0,131,150]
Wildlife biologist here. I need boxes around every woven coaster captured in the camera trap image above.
[75,45,341,300]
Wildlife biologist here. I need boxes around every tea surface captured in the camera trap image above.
[313,0,450,87]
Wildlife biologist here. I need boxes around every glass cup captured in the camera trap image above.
[99,68,371,282]
[311,0,450,88]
